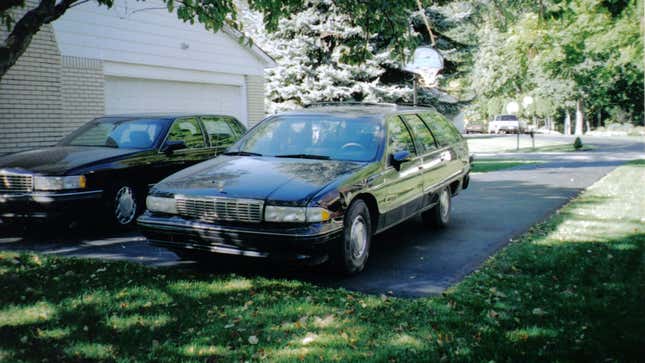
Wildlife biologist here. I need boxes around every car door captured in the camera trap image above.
[399,114,444,198]
[199,116,245,157]
[155,117,210,177]
[377,114,425,228]
[418,111,466,182]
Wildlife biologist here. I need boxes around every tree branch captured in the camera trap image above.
[0,0,77,80]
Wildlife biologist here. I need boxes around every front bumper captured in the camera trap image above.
[0,190,103,221]
[137,212,344,261]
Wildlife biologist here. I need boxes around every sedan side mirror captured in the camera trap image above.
[162,140,187,155]
[390,150,411,170]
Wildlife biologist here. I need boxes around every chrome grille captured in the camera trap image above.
[0,172,33,193]
[175,196,264,223]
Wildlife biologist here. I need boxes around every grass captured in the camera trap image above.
[512,143,593,153]
[471,159,543,173]
[1,161,644,362]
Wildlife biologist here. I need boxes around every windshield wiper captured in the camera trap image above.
[223,150,263,156]
[274,154,331,160]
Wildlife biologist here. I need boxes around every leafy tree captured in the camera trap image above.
[1,0,430,81]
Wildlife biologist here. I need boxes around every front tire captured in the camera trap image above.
[110,184,140,227]
[332,200,372,275]
[422,187,451,228]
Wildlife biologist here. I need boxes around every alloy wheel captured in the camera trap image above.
[114,186,137,225]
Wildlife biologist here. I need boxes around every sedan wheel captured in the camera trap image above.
[422,187,451,228]
[113,185,138,225]
[333,200,371,275]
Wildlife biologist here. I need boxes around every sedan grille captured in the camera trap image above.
[175,196,264,223]
[0,172,33,193]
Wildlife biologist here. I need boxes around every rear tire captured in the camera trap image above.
[331,200,372,275]
[422,187,451,228]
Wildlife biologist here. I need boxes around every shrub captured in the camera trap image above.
[573,137,583,150]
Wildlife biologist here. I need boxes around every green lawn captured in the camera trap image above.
[1,161,643,362]
[471,159,543,173]
[512,143,593,153]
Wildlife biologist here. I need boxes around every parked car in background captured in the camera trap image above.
[138,104,471,274]
[0,114,245,227]
[464,120,485,134]
[488,115,526,134]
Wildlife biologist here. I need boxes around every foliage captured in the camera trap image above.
[0,161,643,362]
[239,0,477,113]
[470,158,542,173]
[467,0,643,127]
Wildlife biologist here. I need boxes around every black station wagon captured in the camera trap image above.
[138,104,471,274]
[0,114,245,227]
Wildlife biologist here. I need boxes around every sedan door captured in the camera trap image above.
[199,116,246,157]
[152,117,211,179]
[399,114,444,193]
[375,114,425,228]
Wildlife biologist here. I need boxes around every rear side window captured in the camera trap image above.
[418,111,461,146]
[201,116,239,148]
[387,115,416,156]
[400,114,437,152]
[166,118,205,149]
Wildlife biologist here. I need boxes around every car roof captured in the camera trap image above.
[98,113,235,120]
[278,103,437,118]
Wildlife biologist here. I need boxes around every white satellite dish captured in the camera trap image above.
[403,46,444,86]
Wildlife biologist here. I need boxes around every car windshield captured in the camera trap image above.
[61,118,166,149]
[496,115,518,121]
[234,115,384,162]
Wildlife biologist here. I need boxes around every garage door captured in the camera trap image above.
[105,77,244,122]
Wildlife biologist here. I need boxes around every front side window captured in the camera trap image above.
[62,118,165,149]
[387,115,416,156]
[201,116,238,148]
[401,114,437,153]
[236,115,384,162]
[165,118,205,149]
[419,111,461,146]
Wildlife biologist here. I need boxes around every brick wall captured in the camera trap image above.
[0,2,64,154]
[245,75,266,127]
[61,56,105,135]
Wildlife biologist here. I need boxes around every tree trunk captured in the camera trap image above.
[0,0,73,81]
[575,99,584,135]
[564,110,571,135]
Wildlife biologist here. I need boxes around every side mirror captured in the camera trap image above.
[162,140,186,155]
[390,150,411,170]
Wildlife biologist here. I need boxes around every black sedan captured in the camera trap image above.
[138,104,471,274]
[0,114,246,226]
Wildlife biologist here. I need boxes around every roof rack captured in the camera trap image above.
[303,101,398,108]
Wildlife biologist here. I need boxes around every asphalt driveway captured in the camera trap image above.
[1,135,643,297]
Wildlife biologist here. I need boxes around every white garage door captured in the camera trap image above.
[105,77,244,122]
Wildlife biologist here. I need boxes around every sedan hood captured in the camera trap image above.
[0,146,144,175]
[154,156,365,204]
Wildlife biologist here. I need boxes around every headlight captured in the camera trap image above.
[264,206,331,223]
[146,196,177,214]
[34,175,86,191]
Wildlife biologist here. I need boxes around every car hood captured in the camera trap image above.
[154,156,366,204]
[0,146,145,175]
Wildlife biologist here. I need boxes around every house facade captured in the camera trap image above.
[0,0,274,154]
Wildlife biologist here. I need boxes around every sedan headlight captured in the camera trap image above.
[264,206,331,223]
[34,175,86,191]
[146,196,177,214]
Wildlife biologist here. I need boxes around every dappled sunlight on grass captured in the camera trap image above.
[0,301,57,327]
[0,161,642,362]
[64,342,115,360]
[106,313,172,331]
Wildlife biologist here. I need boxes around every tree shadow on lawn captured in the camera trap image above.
[0,229,642,362]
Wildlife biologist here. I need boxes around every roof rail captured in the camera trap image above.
[303,101,398,108]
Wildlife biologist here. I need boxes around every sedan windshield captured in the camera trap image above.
[61,118,166,149]
[235,115,384,162]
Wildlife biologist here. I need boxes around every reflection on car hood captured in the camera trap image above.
[0,146,145,175]
[154,155,365,204]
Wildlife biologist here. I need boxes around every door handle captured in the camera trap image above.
[418,166,424,170]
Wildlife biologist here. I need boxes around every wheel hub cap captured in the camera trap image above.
[439,189,450,221]
[115,186,136,224]
[350,216,367,259]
